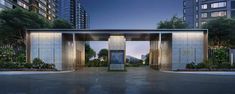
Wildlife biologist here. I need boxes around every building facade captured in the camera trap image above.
[183,0,235,28]
[56,0,89,29]
[30,0,56,21]
[26,29,208,71]
[0,0,56,21]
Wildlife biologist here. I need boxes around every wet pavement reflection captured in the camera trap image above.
[0,67,235,94]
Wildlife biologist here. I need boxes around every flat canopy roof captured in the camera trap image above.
[27,29,208,41]
[27,29,207,33]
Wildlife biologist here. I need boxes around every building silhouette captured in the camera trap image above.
[183,0,235,28]
[56,0,89,29]
[0,0,56,21]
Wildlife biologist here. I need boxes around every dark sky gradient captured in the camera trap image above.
[80,0,183,59]
[81,0,183,29]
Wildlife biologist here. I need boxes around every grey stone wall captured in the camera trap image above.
[172,32,204,70]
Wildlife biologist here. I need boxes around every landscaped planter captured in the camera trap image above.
[176,69,235,71]
[0,68,57,71]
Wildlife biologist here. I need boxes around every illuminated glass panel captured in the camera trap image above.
[30,32,62,70]
[211,2,226,8]
[17,1,29,9]
[201,4,207,9]
[211,11,226,17]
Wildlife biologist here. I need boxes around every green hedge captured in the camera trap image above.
[0,58,55,69]
[186,61,235,69]
[85,59,108,67]
[125,62,143,67]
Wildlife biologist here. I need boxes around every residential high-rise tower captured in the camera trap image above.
[183,0,235,28]
[0,0,56,21]
[56,0,89,29]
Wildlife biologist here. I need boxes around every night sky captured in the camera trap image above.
[80,0,183,59]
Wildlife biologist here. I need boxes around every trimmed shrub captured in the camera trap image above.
[196,63,207,69]
[86,59,106,67]
[216,62,232,69]
[16,62,25,68]
[0,62,17,69]
[186,62,196,69]
[42,63,55,69]
[24,63,32,69]
[100,61,108,67]
[32,58,45,69]
[31,58,55,69]
[0,58,55,69]
[186,59,234,69]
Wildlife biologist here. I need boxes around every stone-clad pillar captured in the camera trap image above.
[150,33,172,70]
[73,33,76,66]
[108,35,126,71]
[149,40,159,69]
[26,32,31,63]
[158,33,162,67]
[149,34,161,70]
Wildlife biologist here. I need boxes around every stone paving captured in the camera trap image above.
[0,67,235,94]
[164,71,235,75]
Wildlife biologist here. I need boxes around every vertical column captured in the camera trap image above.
[62,34,75,70]
[231,53,234,66]
[230,49,234,66]
[72,33,76,70]
[74,36,86,69]
[158,33,162,67]
[204,31,209,61]
[149,34,160,70]
[159,34,172,71]
[108,35,126,71]
[26,32,31,63]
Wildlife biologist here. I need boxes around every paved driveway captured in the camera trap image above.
[0,67,235,94]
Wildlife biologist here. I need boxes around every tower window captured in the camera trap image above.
[211,2,226,8]
[201,4,207,9]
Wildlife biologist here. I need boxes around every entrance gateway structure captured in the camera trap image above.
[26,29,208,71]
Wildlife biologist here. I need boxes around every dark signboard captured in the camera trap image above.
[110,50,124,64]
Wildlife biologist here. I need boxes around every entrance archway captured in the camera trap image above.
[26,29,208,71]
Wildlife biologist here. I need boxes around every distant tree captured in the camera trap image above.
[145,54,149,65]
[52,19,72,29]
[157,16,187,29]
[98,49,108,62]
[126,58,130,63]
[85,44,96,63]
[0,8,51,48]
[202,17,235,48]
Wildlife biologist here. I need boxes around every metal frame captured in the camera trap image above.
[26,29,208,70]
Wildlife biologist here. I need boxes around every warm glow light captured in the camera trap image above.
[30,32,62,70]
